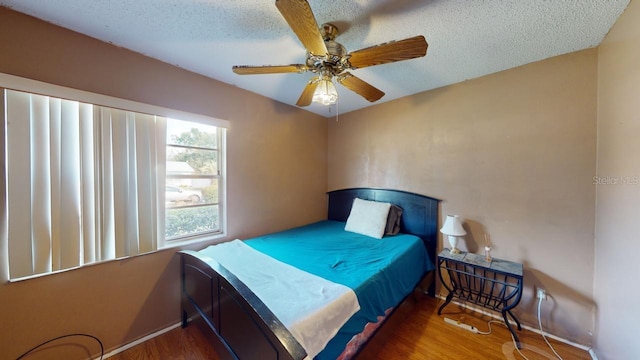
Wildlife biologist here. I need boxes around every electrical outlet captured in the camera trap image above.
[537,288,547,301]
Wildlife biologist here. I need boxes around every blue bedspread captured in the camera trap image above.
[245,220,434,359]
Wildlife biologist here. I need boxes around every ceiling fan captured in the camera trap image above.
[232,0,429,107]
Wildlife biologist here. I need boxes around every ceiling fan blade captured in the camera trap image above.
[296,77,319,107]
[347,35,428,69]
[232,64,307,75]
[337,72,385,102]
[276,0,328,56]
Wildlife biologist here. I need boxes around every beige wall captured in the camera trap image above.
[3,2,637,357]
[0,8,327,359]
[330,49,598,345]
[595,0,640,358]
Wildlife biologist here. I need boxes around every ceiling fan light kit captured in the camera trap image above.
[312,76,338,105]
[232,0,428,107]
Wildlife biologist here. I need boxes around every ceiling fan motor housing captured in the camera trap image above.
[306,23,349,75]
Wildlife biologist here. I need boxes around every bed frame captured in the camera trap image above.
[179,188,440,360]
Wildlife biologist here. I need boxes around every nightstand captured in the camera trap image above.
[437,248,524,343]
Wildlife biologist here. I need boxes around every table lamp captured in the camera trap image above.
[440,215,466,254]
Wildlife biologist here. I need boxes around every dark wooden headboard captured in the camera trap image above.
[327,188,441,286]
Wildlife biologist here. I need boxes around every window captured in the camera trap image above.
[1,74,227,280]
[165,119,223,240]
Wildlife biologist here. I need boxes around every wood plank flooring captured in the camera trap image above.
[109,296,590,360]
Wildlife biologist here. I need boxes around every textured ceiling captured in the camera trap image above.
[0,0,630,118]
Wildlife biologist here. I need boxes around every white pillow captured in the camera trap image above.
[344,198,392,239]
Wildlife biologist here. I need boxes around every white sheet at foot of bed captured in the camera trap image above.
[198,240,361,359]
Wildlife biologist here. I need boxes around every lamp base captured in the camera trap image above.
[447,235,461,255]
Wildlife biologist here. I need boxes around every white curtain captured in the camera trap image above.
[5,89,165,279]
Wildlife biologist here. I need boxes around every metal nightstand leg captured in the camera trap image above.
[502,309,523,347]
[437,292,454,315]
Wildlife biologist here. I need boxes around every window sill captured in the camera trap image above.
[163,231,229,250]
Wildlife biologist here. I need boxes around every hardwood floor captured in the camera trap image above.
[109,296,590,360]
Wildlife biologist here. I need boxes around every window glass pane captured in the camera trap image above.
[167,119,217,149]
[165,179,218,208]
[165,205,219,239]
[201,178,219,203]
[167,147,218,176]
[164,118,222,240]
[165,184,202,207]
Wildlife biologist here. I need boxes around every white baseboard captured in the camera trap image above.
[98,301,601,360]
[99,322,182,359]
[435,295,594,355]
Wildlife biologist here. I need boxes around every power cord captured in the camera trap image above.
[537,296,564,360]
[475,319,505,335]
[471,295,565,360]
[475,319,531,360]
[15,333,104,360]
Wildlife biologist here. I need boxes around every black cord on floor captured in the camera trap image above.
[16,333,104,360]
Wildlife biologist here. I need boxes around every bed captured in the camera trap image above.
[179,188,440,360]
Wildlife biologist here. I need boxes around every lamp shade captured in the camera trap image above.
[312,77,338,105]
[440,215,466,236]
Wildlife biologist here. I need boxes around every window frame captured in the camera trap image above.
[164,119,226,243]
